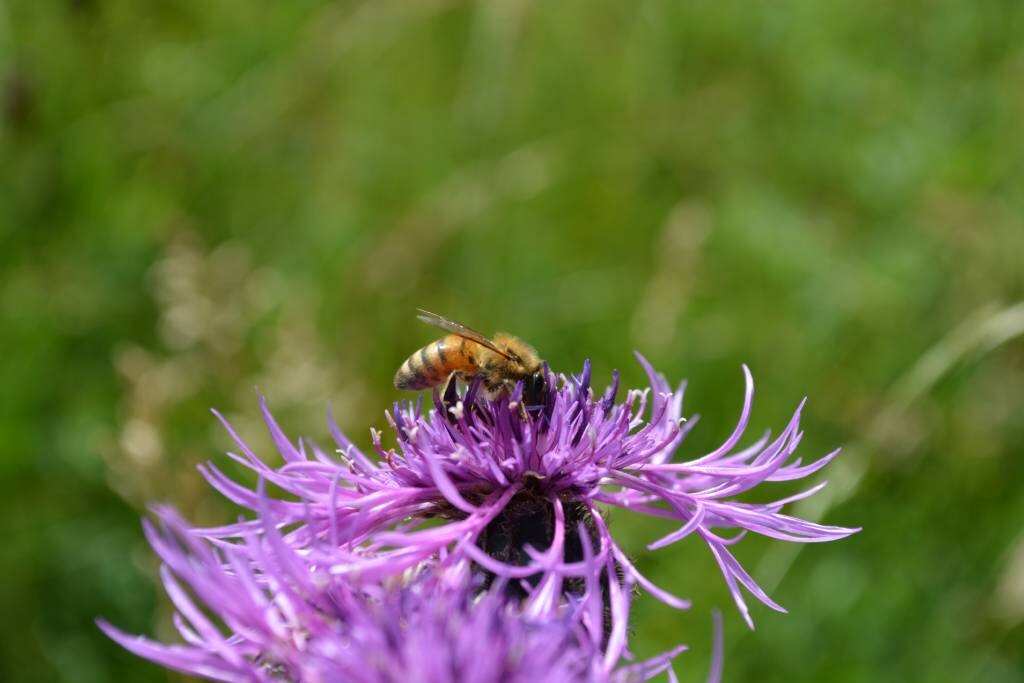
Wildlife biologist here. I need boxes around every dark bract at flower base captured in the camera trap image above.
[101,357,858,682]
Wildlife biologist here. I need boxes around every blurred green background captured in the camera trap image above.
[2,1,1023,681]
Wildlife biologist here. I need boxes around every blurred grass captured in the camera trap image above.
[2,1,1023,681]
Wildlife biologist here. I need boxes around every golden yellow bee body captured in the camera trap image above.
[394,310,545,401]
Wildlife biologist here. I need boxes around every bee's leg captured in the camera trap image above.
[442,373,460,423]
[479,379,501,402]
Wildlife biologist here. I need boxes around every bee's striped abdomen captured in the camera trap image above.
[394,334,479,391]
[393,335,479,391]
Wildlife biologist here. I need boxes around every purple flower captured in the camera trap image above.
[99,506,683,682]
[197,357,855,628]
[101,357,855,681]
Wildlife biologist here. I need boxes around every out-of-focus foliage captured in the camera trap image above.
[1,1,1022,681]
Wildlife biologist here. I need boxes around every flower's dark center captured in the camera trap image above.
[473,491,615,638]
[475,491,596,598]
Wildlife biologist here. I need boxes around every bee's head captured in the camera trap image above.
[522,370,548,408]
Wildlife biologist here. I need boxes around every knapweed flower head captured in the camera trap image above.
[102,356,857,681]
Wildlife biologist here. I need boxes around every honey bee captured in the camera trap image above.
[394,310,547,405]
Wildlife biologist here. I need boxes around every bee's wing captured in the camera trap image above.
[415,309,514,360]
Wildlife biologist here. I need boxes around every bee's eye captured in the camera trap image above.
[522,373,546,406]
